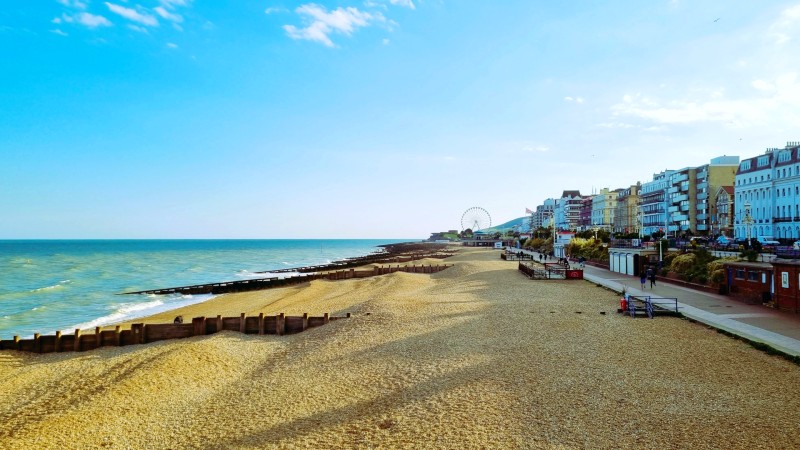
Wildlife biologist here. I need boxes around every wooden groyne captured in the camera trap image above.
[264,251,456,274]
[0,312,350,354]
[123,264,453,296]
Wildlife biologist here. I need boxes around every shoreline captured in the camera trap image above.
[2,247,800,448]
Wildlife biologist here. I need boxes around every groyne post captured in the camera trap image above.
[74,329,82,351]
[258,313,265,335]
[192,317,205,336]
[33,333,41,353]
[302,313,308,332]
[54,331,62,352]
[216,315,222,334]
[131,324,143,345]
[323,313,329,324]
[114,326,121,347]
[95,327,102,348]
[276,313,284,336]
[239,313,246,333]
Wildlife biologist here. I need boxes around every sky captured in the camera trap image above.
[2,1,800,239]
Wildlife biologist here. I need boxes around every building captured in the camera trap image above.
[713,186,735,237]
[614,184,640,234]
[695,156,739,236]
[591,188,620,231]
[735,149,778,240]
[772,142,800,240]
[555,190,583,231]
[578,195,593,230]
[639,171,674,237]
[530,199,556,229]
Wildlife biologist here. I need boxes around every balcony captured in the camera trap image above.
[668,206,679,213]
[667,186,679,194]
[696,213,707,220]
[674,214,688,221]
[773,217,799,223]
[672,173,688,183]
[673,194,688,202]
[697,192,708,200]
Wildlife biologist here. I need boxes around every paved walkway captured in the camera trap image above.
[512,248,800,357]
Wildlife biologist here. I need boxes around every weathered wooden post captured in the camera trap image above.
[114,326,121,347]
[54,331,62,352]
[131,324,143,345]
[33,333,41,353]
[302,313,308,331]
[192,317,206,336]
[74,329,82,351]
[216,315,223,333]
[346,312,351,318]
[276,313,284,336]
[258,313,265,335]
[95,326,102,348]
[239,313,246,333]
[323,313,329,324]
[349,268,355,279]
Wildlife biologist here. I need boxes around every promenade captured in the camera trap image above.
[514,248,800,357]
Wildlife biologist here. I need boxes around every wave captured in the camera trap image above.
[56,293,215,334]
[29,280,72,293]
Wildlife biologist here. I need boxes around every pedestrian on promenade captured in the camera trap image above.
[649,269,657,288]
[640,271,647,290]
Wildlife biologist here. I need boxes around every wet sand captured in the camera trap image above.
[1,248,799,449]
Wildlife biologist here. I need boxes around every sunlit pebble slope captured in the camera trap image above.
[1,248,799,448]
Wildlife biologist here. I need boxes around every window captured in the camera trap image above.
[748,271,761,282]
[735,269,745,279]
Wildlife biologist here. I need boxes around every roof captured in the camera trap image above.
[561,190,581,198]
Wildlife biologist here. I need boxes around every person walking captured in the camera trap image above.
[649,268,657,289]
[640,271,647,290]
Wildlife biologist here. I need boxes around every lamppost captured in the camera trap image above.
[592,223,600,241]
[743,201,754,248]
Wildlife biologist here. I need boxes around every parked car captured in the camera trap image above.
[757,237,780,246]
[794,240,800,250]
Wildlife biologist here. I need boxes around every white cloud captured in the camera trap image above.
[56,0,88,9]
[265,7,287,15]
[564,96,585,103]
[284,4,381,47]
[159,0,190,8]
[50,28,69,36]
[166,42,178,48]
[769,4,800,44]
[611,73,800,127]
[62,12,113,28]
[154,6,183,22]
[105,2,158,27]
[128,24,148,33]
[52,17,62,24]
[389,0,415,9]
[382,38,390,45]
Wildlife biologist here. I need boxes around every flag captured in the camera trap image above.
[525,208,533,214]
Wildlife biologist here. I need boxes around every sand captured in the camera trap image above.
[1,248,799,449]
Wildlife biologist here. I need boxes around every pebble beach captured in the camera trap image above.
[1,247,799,449]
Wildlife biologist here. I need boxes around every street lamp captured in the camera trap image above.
[743,201,754,247]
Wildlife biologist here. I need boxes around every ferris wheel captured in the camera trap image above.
[461,207,492,232]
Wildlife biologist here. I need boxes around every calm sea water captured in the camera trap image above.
[0,239,411,338]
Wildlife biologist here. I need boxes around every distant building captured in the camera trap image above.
[614,185,640,234]
[714,186,735,237]
[640,170,673,236]
[592,188,621,231]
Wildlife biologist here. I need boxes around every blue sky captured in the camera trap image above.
[2,1,799,238]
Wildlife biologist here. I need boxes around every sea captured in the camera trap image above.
[0,239,412,339]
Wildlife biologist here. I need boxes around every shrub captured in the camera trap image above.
[670,253,697,274]
[709,268,726,285]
